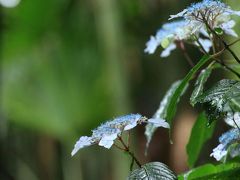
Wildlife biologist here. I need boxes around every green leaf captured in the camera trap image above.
[145,81,181,152]
[178,162,240,180]
[195,79,240,125]
[166,55,211,129]
[190,68,212,106]
[127,162,177,180]
[186,112,215,168]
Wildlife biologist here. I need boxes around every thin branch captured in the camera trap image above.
[130,157,134,171]
[113,143,126,151]
[178,41,194,67]
[214,59,240,78]
[127,131,131,149]
[203,17,240,64]
[195,37,240,78]
[117,136,141,168]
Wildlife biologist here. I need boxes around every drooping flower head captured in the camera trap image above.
[71,114,169,156]
[210,128,240,161]
[170,0,240,37]
[144,20,211,57]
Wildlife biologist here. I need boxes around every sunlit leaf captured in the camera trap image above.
[186,112,215,167]
[128,162,177,180]
[178,162,240,180]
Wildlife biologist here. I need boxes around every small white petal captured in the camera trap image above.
[198,38,212,53]
[225,112,240,128]
[169,9,187,20]
[227,10,240,16]
[144,36,159,54]
[199,27,209,37]
[148,118,170,128]
[160,43,176,57]
[98,133,118,149]
[221,20,238,37]
[124,122,137,131]
[210,144,227,161]
[71,136,92,156]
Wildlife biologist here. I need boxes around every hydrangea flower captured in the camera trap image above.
[224,112,240,128]
[144,20,212,57]
[71,114,169,156]
[210,128,240,161]
[170,0,240,37]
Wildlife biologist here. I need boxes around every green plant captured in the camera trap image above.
[72,0,240,179]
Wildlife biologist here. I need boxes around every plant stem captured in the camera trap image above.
[203,19,240,64]
[214,59,240,78]
[178,41,194,67]
[195,37,240,78]
[117,136,141,168]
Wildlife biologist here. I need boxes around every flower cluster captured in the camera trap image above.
[170,0,240,37]
[145,0,240,58]
[144,20,211,57]
[71,114,169,156]
[210,128,240,161]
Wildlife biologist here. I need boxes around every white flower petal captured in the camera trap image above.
[210,144,227,161]
[124,121,137,131]
[160,43,176,57]
[98,133,118,149]
[71,136,93,156]
[148,118,170,128]
[169,9,187,20]
[198,38,212,53]
[224,112,240,128]
[144,36,159,54]
[221,20,238,37]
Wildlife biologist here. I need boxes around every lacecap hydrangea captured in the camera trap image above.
[71,114,169,156]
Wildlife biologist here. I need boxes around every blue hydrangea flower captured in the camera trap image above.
[170,0,240,37]
[71,114,169,156]
[210,128,240,161]
[144,20,212,57]
[225,112,240,128]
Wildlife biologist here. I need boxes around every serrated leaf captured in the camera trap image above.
[195,79,240,125]
[145,81,181,152]
[178,162,240,180]
[186,112,215,168]
[190,68,212,106]
[127,162,177,180]
[166,55,211,129]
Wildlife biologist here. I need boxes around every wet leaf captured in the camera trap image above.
[128,162,177,180]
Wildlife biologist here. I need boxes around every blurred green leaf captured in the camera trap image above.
[186,112,215,168]
[178,162,240,180]
[190,68,212,106]
[127,162,177,180]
